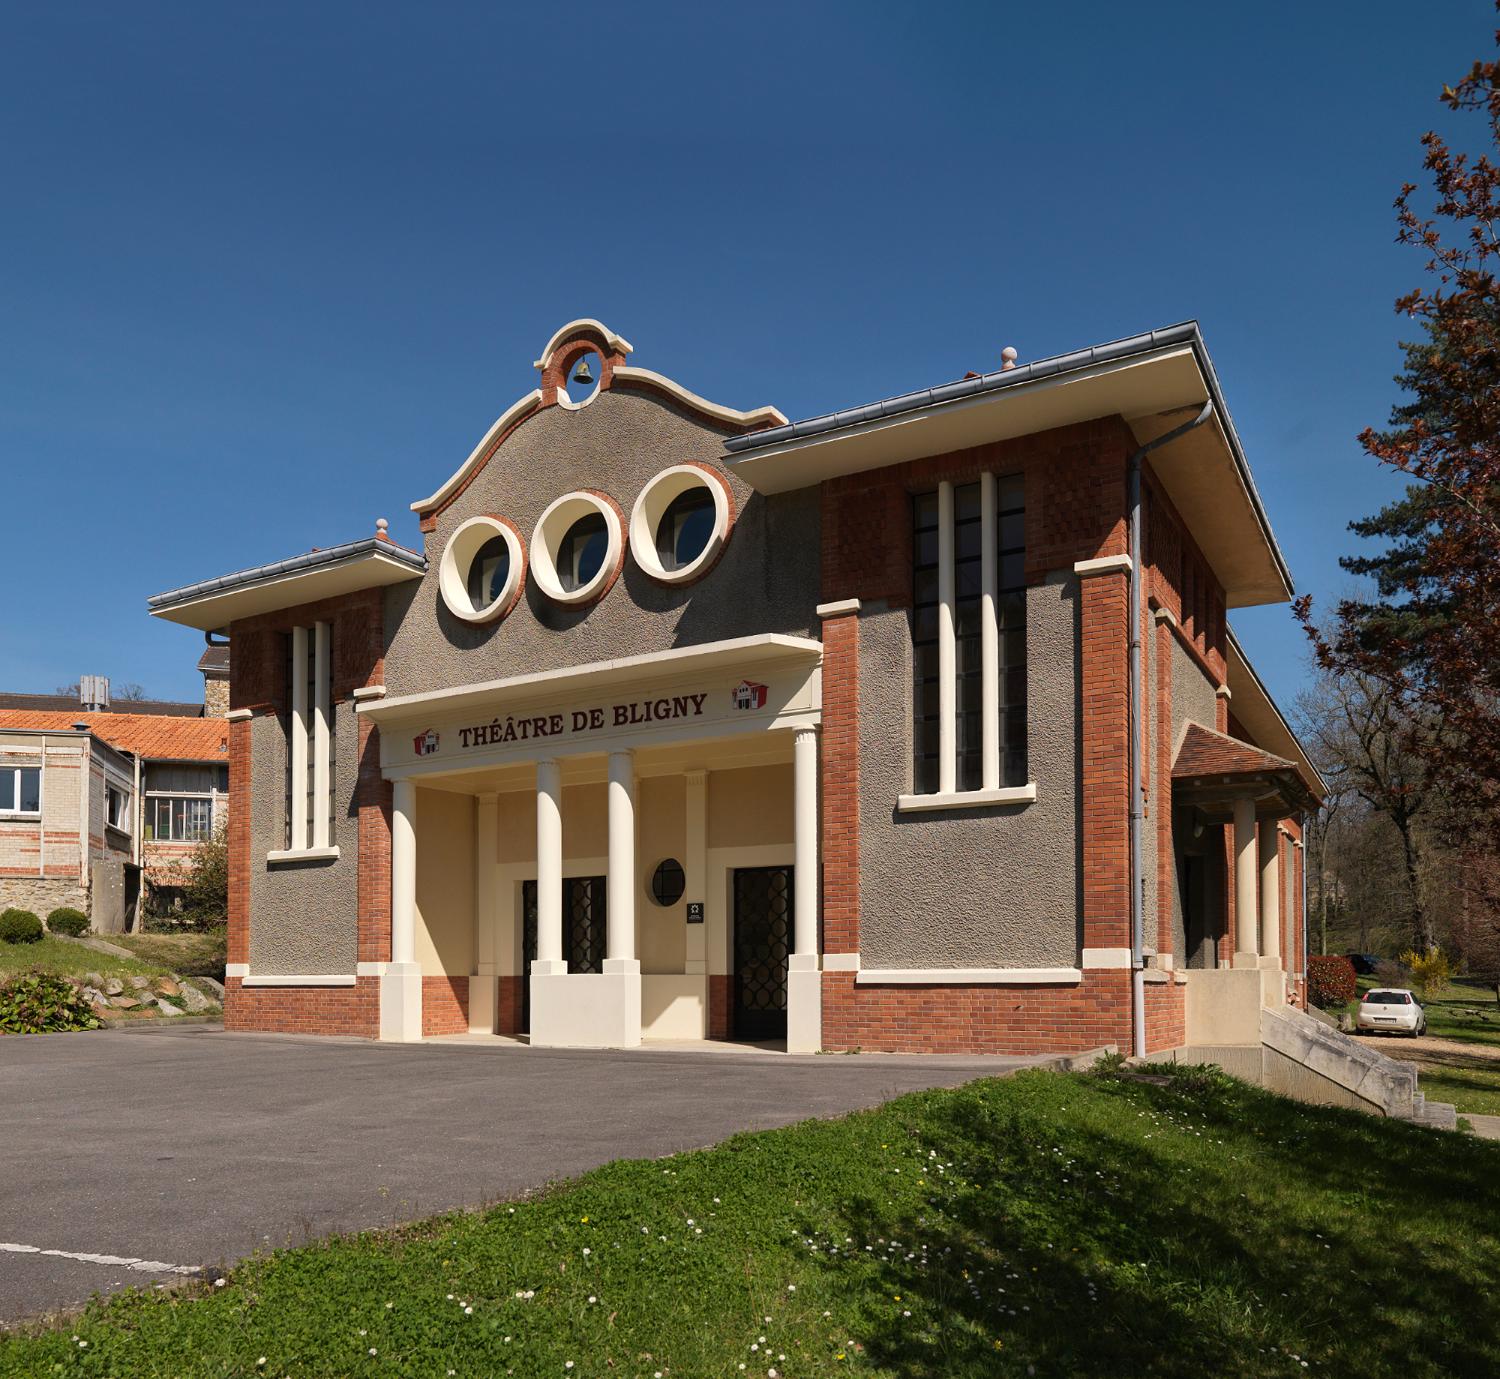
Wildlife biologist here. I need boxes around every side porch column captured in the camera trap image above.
[787,725,822,1053]
[1232,795,1260,969]
[600,749,643,1045]
[1259,819,1282,970]
[380,778,423,1041]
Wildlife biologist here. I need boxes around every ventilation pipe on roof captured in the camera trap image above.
[1127,400,1215,1059]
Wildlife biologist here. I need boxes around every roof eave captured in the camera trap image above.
[148,543,426,632]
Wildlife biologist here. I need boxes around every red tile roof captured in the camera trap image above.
[0,711,229,763]
[1172,721,1297,780]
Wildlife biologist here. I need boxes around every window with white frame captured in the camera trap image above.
[106,782,130,832]
[283,622,335,851]
[911,473,1027,796]
[0,766,41,816]
[143,763,225,841]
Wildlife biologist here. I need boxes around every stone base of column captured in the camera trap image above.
[531,962,641,1048]
[1257,954,1283,970]
[1233,951,1261,970]
[379,961,423,1042]
[787,954,822,1054]
[468,969,499,1035]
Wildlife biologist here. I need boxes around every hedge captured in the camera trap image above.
[1308,953,1358,1010]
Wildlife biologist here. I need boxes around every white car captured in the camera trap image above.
[1356,987,1427,1037]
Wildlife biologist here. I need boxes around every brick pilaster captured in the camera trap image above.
[819,609,859,956]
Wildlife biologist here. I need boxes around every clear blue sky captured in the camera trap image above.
[3,2,1490,709]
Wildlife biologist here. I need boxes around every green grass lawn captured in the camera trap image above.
[3,1066,1497,1377]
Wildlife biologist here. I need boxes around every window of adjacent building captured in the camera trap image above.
[150,795,214,842]
[143,763,225,842]
[911,474,1026,795]
[106,783,129,831]
[0,766,41,816]
[282,623,335,851]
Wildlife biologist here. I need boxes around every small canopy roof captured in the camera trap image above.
[1171,721,1318,820]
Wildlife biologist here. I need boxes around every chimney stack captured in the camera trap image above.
[79,675,110,712]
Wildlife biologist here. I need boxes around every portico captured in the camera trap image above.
[361,634,825,1051]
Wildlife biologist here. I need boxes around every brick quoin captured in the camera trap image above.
[819,610,859,956]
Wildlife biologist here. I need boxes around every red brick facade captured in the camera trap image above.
[224,586,388,1037]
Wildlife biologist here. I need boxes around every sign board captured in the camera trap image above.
[685,901,705,925]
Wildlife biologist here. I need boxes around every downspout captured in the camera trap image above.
[1300,810,1309,1001]
[1127,400,1215,1058]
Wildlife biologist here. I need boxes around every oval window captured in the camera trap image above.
[656,488,716,572]
[557,512,609,593]
[530,492,625,606]
[651,858,686,907]
[629,466,732,585]
[439,515,524,624]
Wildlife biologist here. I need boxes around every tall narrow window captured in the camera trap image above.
[910,474,1026,796]
[283,622,334,851]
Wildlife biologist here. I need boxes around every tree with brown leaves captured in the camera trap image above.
[1300,10,1500,867]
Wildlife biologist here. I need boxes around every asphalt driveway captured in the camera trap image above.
[0,1025,1045,1325]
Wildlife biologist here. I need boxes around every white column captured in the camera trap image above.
[606,750,637,968]
[684,770,708,976]
[471,793,499,1033]
[979,471,1000,791]
[937,479,957,794]
[380,777,422,1041]
[787,725,822,1053]
[290,625,309,850]
[312,621,331,849]
[1259,820,1282,968]
[534,759,564,971]
[1233,796,1259,967]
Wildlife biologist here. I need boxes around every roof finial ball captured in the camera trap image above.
[375,518,389,540]
[1001,346,1019,372]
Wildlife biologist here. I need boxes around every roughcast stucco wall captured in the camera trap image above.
[384,388,820,695]
[856,573,1081,969]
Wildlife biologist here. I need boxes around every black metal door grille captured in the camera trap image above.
[521,876,606,1033]
[733,866,793,1041]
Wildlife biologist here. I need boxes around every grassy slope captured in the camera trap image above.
[107,930,227,980]
[3,1068,1497,1378]
[0,936,173,980]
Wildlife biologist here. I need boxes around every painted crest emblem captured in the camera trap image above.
[731,680,768,711]
[414,728,440,756]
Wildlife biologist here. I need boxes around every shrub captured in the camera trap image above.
[1308,954,1358,1010]
[1374,957,1408,986]
[46,907,89,937]
[1399,947,1454,1001]
[0,972,103,1034]
[147,820,228,932]
[0,909,44,944]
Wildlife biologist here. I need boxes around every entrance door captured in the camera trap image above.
[520,876,607,1033]
[732,866,793,1041]
[1182,855,1212,969]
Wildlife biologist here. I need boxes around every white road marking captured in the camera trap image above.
[0,1242,198,1276]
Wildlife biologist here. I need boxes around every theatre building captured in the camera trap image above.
[148,318,1322,1057]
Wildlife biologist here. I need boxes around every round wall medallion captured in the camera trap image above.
[439,515,525,623]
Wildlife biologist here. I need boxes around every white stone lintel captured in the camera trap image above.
[1073,554,1133,577]
[815,598,862,619]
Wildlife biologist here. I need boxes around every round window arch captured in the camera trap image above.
[530,491,625,606]
[650,858,686,907]
[439,515,525,623]
[629,465,733,585]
